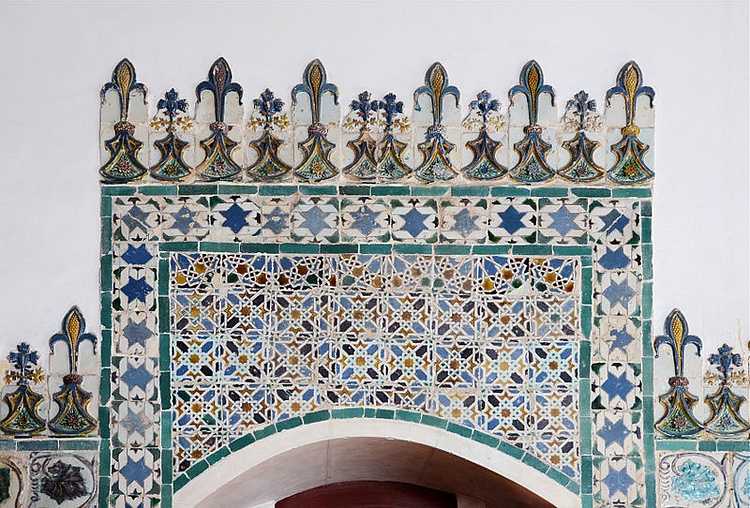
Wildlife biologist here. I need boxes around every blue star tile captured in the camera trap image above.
[498,205,526,234]
[548,206,580,236]
[122,318,154,349]
[121,364,152,392]
[299,206,330,236]
[603,279,635,310]
[608,325,635,352]
[122,206,151,233]
[121,245,153,265]
[263,207,289,235]
[599,209,629,235]
[120,407,150,436]
[450,208,478,237]
[171,206,196,235]
[121,277,153,303]
[601,371,634,402]
[599,247,630,270]
[220,203,250,234]
[350,206,380,236]
[401,207,430,238]
[603,464,635,497]
[120,456,152,486]
[597,415,630,448]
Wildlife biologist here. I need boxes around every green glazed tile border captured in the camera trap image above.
[98,476,110,507]
[411,186,449,196]
[179,184,217,195]
[101,186,136,196]
[300,185,336,195]
[511,245,553,255]
[339,185,370,195]
[612,188,651,198]
[572,188,611,198]
[490,187,530,197]
[140,185,178,196]
[200,241,240,253]
[259,185,298,196]
[531,187,570,197]
[239,243,280,253]
[371,185,410,196]
[451,186,489,197]
[100,195,112,217]
[219,184,258,195]
[471,244,511,255]
[359,244,392,254]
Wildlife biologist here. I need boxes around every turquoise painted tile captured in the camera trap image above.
[490,187,530,197]
[200,242,240,253]
[553,245,590,256]
[99,369,111,406]
[240,243,280,253]
[641,217,652,243]
[219,184,257,195]
[340,185,371,195]
[300,185,336,195]
[206,446,231,465]
[655,439,696,451]
[612,188,651,198]
[99,439,111,475]
[531,187,570,197]
[179,184,217,195]
[411,186,449,196]
[372,185,409,196]
[303,410,331,424]
[229,432,256,452]
[546,465,572,487]
[161,410,172,445]
[280,243,319,254]
[102,186,136,196]
[698,440,717,451]
[140,185,177,196]
[641,200,652,217]
[59,439,99,450]
[393,244,431,254]
[276,416,303,431]
[159,296,170,333]
[511,245,552,255]
[572,188,611,198]
[321,244,358,254]
[642,244,653,280]
[186,459,209,479]
[717,440,750,451]
[162,448,173,481]
[17,440,59,451]
[259,185,298,196]
[360,244,392,254]
[434,245,471,255]
[160,372,171,410]
[98,477,110,507]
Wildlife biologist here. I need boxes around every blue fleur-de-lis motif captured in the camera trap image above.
[48,307,98,435]
[49,307,98,374]
[158,88,189,124]
[350,91,378,126]
[99,59,147,182]
[510,60,555,126]
[508,60,556,183]
[254,88,285,128]
[605,61,655,184]
[567,90,597,131]
[195,58,243,180]
[654,309,702,378]
[709,344,742,385]
[292,59,339,125]
[292,60,340,182]
[470,90,500,126]
[606,61,654,129]
[196,57,243,124]
[654,309,704,437]
[413,62,460,182]
[414,62,460,127]
[378,93,403,132]
[100,58,146,123]
[6,343,44,386]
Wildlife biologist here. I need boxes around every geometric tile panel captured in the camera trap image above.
[169,253,582,480]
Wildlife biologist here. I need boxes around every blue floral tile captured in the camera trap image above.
[291,196,339,243]
[592,316,641,363]
[390,198,438,243]
[340,196,390,243]
[113,242,158,268]
[593,242,642,272]
[29,452,97,508]
[113,265,157,312]
[113,447,160,498]
[488,197,537,244]
[439,198,488,244]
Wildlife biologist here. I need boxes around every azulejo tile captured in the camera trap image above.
[592,316,641,363]
[29,452,97,508]
[480,297,531,341]
[260,196,294,242]
[432,256,475,292]
[114,310,158,357]
[170,252,222,291]
[340,197,390,243]
[112,399,160,447]
[291,196,339,243]
[390,198,439,243]
[0,457,23,507]
[529,257,578,295]
[529,388,577,433]
[113,265,157,312]
[529,297,578,340]
[209,196,262,242]
[593,410,640,457]
[483,388,529,433]
[476,256,531,297]
[386,254,434,292]
[538,197,588,245]
[657,453,728,508]
[478,343,527,388]
[171,290,223,334]
[592,362,642,411]
[113,242,158,267]
[161,196,211,241]
[225,384,272,436]
[488,197,537,244]
[172,332,222,384]
[530,431,579,479]
[593,455,644,505]
[434,389,483,429]
[435,342,481,387]
[433,293,480,340]
[112,356,159,402]
[588,199,640,246]
[594,270,641,316]
[593,242,642,272]
[439,198,488,244]
[527,341,578,389]
[383,338,433,385]
[337,254,388,291]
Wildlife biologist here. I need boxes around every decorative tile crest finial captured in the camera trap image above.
[375,93,411,180]
[558,91,605,182]
[605,61,655,184]
[462,90,508,180]
[343,91,380,179]
[292,59,340,182]
[654,309,704,437]
[509,60,556,183]
[0,342,46,435]
[703,344,750,436]
[413,62,460,183]
[149,88,193,181]
[246,88,292,181]
[99,58,148,183]
[48,307,98,435]
[195,57,244,181]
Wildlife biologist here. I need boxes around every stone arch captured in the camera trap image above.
[172,418,579,508]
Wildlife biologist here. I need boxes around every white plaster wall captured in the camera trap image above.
[0,1,747,367]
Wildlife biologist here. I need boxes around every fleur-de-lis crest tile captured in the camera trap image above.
[605,61,655,184]
[195,58,244,181]
[703,344,750,436]
[99,58,148,183]
[48,307,98,435]
[247,88,292,181]
[150,88,193,181]
[0,343,46,435]
[558,91,605,182]
[462,90,507,180]
[508,60,556,183]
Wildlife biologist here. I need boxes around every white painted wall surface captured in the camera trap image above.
[0,1,747,367]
